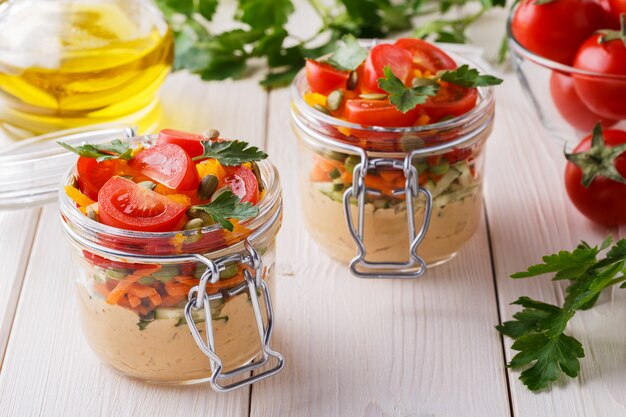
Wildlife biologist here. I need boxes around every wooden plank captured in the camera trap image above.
[486,75,626,416]
[249,83,512,416]
[0,208,40,367]
[0,67,268,416]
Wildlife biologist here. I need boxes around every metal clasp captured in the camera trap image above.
[343,152,433,279]
[184,240,284,392]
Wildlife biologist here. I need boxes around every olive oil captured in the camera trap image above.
[0,0,173,136]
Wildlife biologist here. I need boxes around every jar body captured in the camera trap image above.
[0,0,172,137]
[69,238,276,384]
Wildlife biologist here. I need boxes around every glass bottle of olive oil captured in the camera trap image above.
[0,0,173,139]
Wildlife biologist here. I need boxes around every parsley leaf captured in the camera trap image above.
[497,237,626,391]
[191,190,258,231]
[58,139,132,163]
[439,64,503,88]
[378,66,439,113]
[193,140,268,165]
[326,35,368,71]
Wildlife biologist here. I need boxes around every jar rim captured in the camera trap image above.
[59,134,282,256]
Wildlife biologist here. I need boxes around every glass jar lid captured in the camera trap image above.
[0,124,136,209]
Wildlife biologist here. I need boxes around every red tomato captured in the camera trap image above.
[423,85,478,121]
[565,128,626,226]
[98,176,188,232]
[608,0,626,17]
[394,38,457,73]
[511,0,606,64]
[362,44,413,93]
[305,59,350,95]
[223,166,259,204]
[573,33,626,120]
[344,99,422,127]
[77,157,121,201]
[157,129,206,158]
[550,72,616,131]
[130,143,200,191]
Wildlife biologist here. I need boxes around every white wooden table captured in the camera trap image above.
[1,4,626,417]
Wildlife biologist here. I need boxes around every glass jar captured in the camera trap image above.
[291,47,495,278]
[0,0,172,139]
[59,134,284,391]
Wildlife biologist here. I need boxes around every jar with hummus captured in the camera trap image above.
[291,38,498,278]
[59,129,283,391]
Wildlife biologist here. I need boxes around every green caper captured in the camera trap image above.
[203,129,220,139]
[359,93,387,100]
[184,218,204,230]
[313,104,330,115]
[186,207,216,226]
[198,175,218,200]
[344,155,360,174]
[137,181,156,190]
[326,89,344,112]
[347,71,358,90]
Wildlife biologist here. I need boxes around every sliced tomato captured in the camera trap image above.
[423,85,478,122]
[98,176,188,232]
[130,143,200,191]
[305,59,350,95]
[223,166,259,204]
[394,38,457,73]
[77,157,122,201]
[157,129,206,158]
[362,44,413,93]
[344,99,422,127]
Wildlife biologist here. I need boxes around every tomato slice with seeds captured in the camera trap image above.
[362,44,413,93]
[157,129,206,158]
[77,157,123,201]
[130,143,200,191]
[98,177,188,232]
[423,85,478,122]
[223,166,259,204]
[394,38,457,73]
[344,99,423,127]
[305,59,350,95]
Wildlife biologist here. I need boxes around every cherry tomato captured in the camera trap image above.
[344,99,422,127]
[98,176,188,232]
[77,157,122,201]
[362,44,413,93]
[608,0,626,18]
[394,38,457,73]
[550,72,616,132]
[573,33,626,120]
[305,59,350,95]
[157,129,206,158]
[130,143,200,191]
[511,0,606,64]
[565,128,626,226]
[223,166,259,204]
[423,85,478,121]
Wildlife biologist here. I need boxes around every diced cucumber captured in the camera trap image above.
[373,199,391,210]
[105,268,128,280]
[93,267,107,284]
[430,168,461,197]
[344,155,360,173]
[328,168,341,180]
[151,265,180,282]
[413,161,429,174]
[155,299,225,324]
[455,162,474,187]
[321,189,345,203]
[220,263,238,279]
[429,160,450,176]
[138,277,156,285]
[332,183,344,192]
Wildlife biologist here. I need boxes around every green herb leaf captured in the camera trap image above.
[439,64,503,88]
[58,139,132,163]
[326,34,368,71]
[191,190,258,231]
[497,237,626,391]
[237,0,294,29]
[193,140,268,165]
[378,66,439,113]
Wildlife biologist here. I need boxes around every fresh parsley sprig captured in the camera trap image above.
[377,64,502,113]
[497,236,626,391]
[155,0,506,88]
[193,140,268,166]
[190,189,258,231]
[326,35,368,71]
[58,140,132,163]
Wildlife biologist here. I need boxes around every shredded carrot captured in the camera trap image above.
[149,292,162,307]
[175,276,200,287]
[165,281,192,297]
[127,294,142,308]
[105,266,161,305]
[379,170,402,183]
[94,283,109,297]
[127,283,158,298]
[64,186,95,209]
[160,294,185,307]
[341,171,353,184]
[310,164,330,182]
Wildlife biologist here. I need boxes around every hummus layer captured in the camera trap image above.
[77,283,269,383]
[302,183,482,265]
